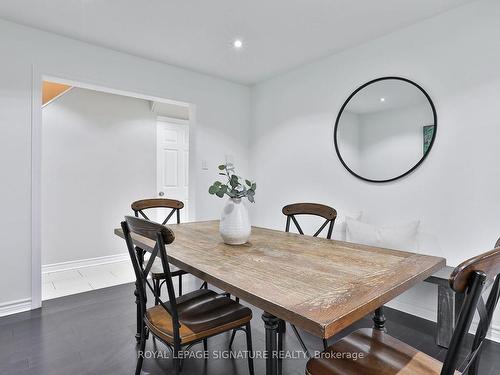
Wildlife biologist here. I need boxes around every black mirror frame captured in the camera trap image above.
[334,76,437,183]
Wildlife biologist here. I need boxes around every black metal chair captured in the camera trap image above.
[131,198,207,300]
[283,203,337,240]
[132,198,184,225]
[281,203,337,357]
[121,216,254,375]
[305,245,500,375]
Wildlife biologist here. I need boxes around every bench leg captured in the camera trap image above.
[436,285,455,348]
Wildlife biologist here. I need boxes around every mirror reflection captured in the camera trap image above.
[335,78,436,182]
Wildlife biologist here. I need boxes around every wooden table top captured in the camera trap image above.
[115,220,445,339]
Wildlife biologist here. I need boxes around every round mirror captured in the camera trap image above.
[334,77,437,182]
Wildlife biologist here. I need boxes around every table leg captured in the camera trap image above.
[373,307,387,332]
[134,247,145,342]
[277,320,285,375]
[262,312,280,375]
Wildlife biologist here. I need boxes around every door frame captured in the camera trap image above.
[31,67,197,309]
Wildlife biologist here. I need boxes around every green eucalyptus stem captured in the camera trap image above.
[208,163,256,202]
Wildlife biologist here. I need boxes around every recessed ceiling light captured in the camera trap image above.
[380,97,386,102]
[233,39,243,49]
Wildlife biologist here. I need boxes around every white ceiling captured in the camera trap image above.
[0,0,474,84]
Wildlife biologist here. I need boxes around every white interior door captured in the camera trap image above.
[157,119,189,222]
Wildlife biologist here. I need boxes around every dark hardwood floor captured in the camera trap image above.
[1,282,499,375]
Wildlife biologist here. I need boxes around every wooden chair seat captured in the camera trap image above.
[306,328,461,375]
[146,289,252,345]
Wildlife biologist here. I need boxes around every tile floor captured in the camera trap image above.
[42,261,136,300]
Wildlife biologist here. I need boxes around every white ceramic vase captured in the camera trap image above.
[219,197,251,245]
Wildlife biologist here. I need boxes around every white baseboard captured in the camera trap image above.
[470,320,500,343]
[0,298,32,317]
[42,253,129,274]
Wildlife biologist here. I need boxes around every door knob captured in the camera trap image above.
[159,191,165,197]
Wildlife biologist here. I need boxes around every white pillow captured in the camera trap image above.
[379,221,420,251]
[345,218,420,251]
[332,211,362,241]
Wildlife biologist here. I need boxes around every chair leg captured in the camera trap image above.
[178,357,184,373]
[469,348,482,375]
[173,344,181,375]
[322,338,328,351]
[134,282,142,342]
[135,248,145,342]
[135,322,147,375]
[229,329,237,350]
[200,281,208,289]
[245,322,255,375]
[290,324,310,358]
[203,338,208,352]
[153,278,160,306]
[178,274,183,296]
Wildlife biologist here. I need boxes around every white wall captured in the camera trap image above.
[0,19,250,308]
[41,88,156,265]
[250,0,500,338]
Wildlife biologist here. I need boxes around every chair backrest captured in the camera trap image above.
[120,215,181,343]
[441,245,500,375]
[282,203,337,239]
[131,198,184,225]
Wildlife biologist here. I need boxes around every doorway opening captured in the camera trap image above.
[35,77,195,304]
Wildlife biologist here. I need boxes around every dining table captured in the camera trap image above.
[114,220,446,375]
